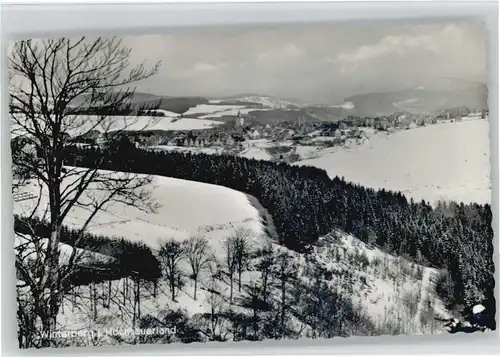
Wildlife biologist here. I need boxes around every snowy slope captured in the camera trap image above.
[54,228,453,342]
[198,108,258,119]
[239,147,273,161]
[296,120,490,205]
[183,104,247,116]
[332,101,355,110]
[14,170,266,256]
[148,145,225,156]
[53,229,452,343]
[291,231,451,335]
[144,109,182,117]
[11,114,223,138]
[15,234,117,267]
[210,96,303,109]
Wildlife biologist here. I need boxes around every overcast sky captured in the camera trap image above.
[121,20,486,104]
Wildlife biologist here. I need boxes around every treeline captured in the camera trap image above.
[14,215,162,284]
[62,144,495,328]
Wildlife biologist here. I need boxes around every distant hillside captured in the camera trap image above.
[302,105,352,122]
[72,92,209,115]
[129,93,210,114]
[204,108,323,125]
[342,82,488,117]
[209,94,311,111]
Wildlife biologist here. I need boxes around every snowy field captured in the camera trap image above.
[183,104,247,117]
[14,170,266,257]
[147,145,225,156]
[332,101,355,110]
[297,120,491,205]
[11,114,223,138]
[209,96,302,109]
[185,97,302,119]
[198,108,258,119]
[239,147,273,161]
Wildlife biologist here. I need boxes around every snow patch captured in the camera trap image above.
[14,170,266,256]
[296,120,491,205]
[11,114,223,138]
[239,147,273,161]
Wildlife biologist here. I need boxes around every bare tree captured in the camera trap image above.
[183,235,213,300]
[255,241,275,303]
[272,252,297,339]
[158,240,185,301]
[233,228,253,292]
[202,269,227,342]
[223,236,238,305]
[9,37,160,347]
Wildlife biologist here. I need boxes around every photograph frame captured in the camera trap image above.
[1,1,499,355]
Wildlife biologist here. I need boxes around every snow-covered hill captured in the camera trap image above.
[14,171,266,256]
[184,104,250,117]
[185,96,303,119]
[53,228,452,343]
[15,234,117,267]
[296,119,491,205]
[11,114,224,138]
[302,231,451,335]
[210,95,305,109]
[239,147,274,161]
[14,166,454,343]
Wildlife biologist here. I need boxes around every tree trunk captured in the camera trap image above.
[40,315,56,347]
[136,278,141,322]
[229,273,234,305]
[132,278,138,328]
[170,277,176,301]
[107,280,112,308]
[123,277,128,305]
[72,287,76,313]
[193,277,198,300]
[92,282,97,321]
[280,278,286,338]
[253,305,258,340]
[262,271,268,302]
[238,271,242,292]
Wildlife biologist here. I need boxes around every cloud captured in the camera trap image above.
[330,22,484,88]
[124,21,486,103]
[170,61,229,79]
[257,43,303,64]
[336,33,439,66]
[192,62,218,72]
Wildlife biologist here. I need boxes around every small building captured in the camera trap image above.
[377,120,390,131]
